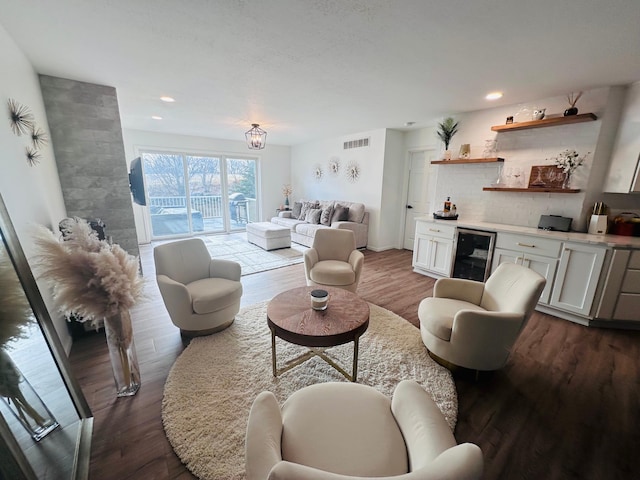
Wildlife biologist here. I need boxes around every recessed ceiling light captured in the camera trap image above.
[485,92,503,100]
[152,115,163,120]
[160,96,175,102]
[404,121,416,127]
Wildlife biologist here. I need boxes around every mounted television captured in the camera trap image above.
[128,157,146,206]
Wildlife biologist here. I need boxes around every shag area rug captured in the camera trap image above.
[162,302,457,480]
[202,233,306,275]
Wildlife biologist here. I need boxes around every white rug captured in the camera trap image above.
[202,233,306,275]
[162,302,458,480]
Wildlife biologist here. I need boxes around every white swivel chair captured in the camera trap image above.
[304,229,364,293]
[154,238,243,337]
[245,380,483,480]
[419,262,546,371]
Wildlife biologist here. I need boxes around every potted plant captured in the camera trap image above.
[436,117,459,160]
[564,91,583,116]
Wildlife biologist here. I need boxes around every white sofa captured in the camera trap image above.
[270,200,369,248]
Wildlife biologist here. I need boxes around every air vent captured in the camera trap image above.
[343,137,370,150]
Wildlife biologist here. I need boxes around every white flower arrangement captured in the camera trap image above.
[550,149,590,174]
[281,184,292,198]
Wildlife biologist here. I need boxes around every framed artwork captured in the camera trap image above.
[528,165,566,188]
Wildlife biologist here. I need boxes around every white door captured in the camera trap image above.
[403,150,436,250]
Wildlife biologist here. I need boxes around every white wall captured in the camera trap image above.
[404,88,628,232]
[290,128,389,250]
[122,129,291,244]
[0,24,71,351]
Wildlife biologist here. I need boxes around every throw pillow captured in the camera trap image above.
[291,201,302,219]
[320,206,334,226]
[331,206,349,224]
[305,208,322,224]
[299,201,319,220]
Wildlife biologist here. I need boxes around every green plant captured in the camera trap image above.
[436,117,459,150]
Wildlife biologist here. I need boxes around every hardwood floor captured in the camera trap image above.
[69,246,639,480]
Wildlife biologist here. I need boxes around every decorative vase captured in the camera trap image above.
[0,350,59,441]
[104,310,141,397]
[562,171,572,189]
[284,196,289,207]
[564,107,578,116]
[443,150,452,161]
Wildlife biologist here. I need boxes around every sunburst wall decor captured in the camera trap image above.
[346,161,360,183]
[25,147,41,167]
[30,126,48,149]
[7,98,34,136]
[313,164,324,181]
[329,157,340,176]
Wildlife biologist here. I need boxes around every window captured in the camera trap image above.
[141,151,258,238]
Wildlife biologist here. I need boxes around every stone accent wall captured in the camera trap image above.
[39,75,139,258]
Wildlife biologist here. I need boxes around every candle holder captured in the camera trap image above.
[310,289,329,311]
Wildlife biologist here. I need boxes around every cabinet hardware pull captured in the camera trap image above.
[429,229,440,232]
[517,242,536,248]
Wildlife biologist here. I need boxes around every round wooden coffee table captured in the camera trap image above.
[267,286,370,382]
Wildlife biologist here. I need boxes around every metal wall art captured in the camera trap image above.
[7,98,48,167]
[313,164,323,181]
[7,99,33,136]
[25,147,41,167]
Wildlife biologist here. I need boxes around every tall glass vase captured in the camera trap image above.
[0,349,59,441]
[562,171,572,189]
[104,310,141,397]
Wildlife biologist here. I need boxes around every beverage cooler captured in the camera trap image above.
[452,228,496,282]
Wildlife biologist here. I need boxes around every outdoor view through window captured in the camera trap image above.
[141,152,258,238]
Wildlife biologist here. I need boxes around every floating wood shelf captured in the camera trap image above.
[491,113,597,132]
[483,187,581,193]
[431,157,504,165]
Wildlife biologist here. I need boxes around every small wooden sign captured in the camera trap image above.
[528,165,566,188]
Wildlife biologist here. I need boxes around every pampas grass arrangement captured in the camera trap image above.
[0,244,59,438]
[32,218,144,325]
[0,243,32,349]
[32,218,144,396]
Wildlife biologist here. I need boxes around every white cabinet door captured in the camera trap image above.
[428,237,454,276]
[491,247,520,272]
[412,234,453,277]
[492,247,557,305]
[550,242,607,316]
[521,253,558,305]
[413,234,431,269]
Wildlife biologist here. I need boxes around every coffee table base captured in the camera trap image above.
[270,328,362,382]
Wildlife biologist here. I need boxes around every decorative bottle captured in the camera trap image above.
[444,197,451,213]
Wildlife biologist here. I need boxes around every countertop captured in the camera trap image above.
[416,217,640,248]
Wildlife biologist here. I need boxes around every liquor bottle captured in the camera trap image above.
[444,197,451,212]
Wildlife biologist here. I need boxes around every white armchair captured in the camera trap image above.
[245,380,483,480]
[419,262,546,371]
[304,229,363,293]
[154,238,243,336]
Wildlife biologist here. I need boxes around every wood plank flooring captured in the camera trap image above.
[69,246,639,479]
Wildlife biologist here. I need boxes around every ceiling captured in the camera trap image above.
[2,0,640,146]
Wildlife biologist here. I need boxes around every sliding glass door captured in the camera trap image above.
[141,151,258,239]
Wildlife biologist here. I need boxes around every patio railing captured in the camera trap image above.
[149,195,257,222]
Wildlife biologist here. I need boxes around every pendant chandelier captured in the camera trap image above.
[245,123,267,150]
